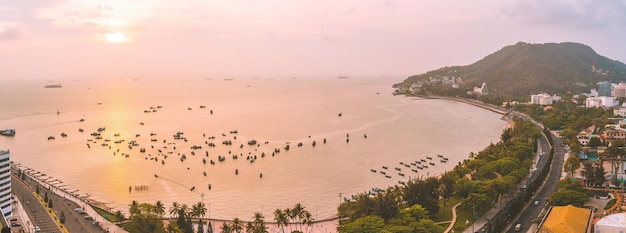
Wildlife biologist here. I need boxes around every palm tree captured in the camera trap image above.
[291,203,304,231]
[284,208,292,232]
[220,222,232,233]
[273,209,287,233]
[302,211,313,233]
[252,212,267,233]
[170,202,181,219]
[154,200,165,218]
[192,202,208,220]
[130,200,139,218]
[232,217,243,233]
[245,222,254,233]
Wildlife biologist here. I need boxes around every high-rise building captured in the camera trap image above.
[0,150,11,218]
[613,83,626,98]
[598,81,612,96]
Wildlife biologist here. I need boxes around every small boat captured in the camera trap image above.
[437,154,443,158]
[190,186,195,191]
[45,84,62,88]
[429,162,435,166]
[78,129,84,132]
[203,172,207,176]
[60,133,67,137]
[0,129,15,136]
[398,181,406,185]
[48,136,55,140]
[154,174,158,178]
[235,169,239,175]
[398,173,405,177]
[371,169,377,173]
[260,173,263,178]
[199,105,206,108]
[79,118,85,122]
[395,167,401,171]
[380,171,386,175]
[426,157,432,160]
[208,184,212,190]
[385,175,391,178]
[382,166,388,170]
[440,159,447,163]
[411,169,418,173]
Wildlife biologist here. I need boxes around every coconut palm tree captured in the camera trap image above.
[284,208,293,232]
[245,222,254,233]
[252,212,267,233]
[232,217,243,233]
[192,201,208,219]
[302,211,313,233]
[220,222,232,233]
[154,200,165,218]
[291,203,305,231]
[170,202,181,219]
[273,209,287,233]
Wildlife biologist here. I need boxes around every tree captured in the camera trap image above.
[231,217,243,233]
[114,210,126,221]
[549,189,589,207]
[60,211,66,224]
[564,156,581,178]
[600,141,625,183]
[48,199,53,208]
[170,202,181,219]
[250,212,267,233]
[129,202,160,233]
[154,200,165,218]
[273,209,287,233]
[192,202,207,220]
[339,215,385,233]
[220,222,232,233]
[588,137,602,148]
[44,192,48,204]
[198,219,205,233]
[569,142,582,157]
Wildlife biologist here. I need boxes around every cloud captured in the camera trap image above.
[502,0,626,29]
[0,27,21,41]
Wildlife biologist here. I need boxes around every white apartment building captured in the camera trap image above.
[0,150,11,218]
[531,93,553,105]
[586,96,618,108]
[614,83,626,98]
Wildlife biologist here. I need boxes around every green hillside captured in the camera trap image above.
[394,42,626,98]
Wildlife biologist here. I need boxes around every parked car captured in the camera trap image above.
[84,215,93,220]
[534,200,540,206]
[35,226,41,232]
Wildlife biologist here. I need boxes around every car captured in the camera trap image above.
[84,215,93,220]
[534,200,540,206]
[10,222,20,227]
[35,226,41,232]
[515,223,521,231]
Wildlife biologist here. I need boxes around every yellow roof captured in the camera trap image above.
[539,205,591,233]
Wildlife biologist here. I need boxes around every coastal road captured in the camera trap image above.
[12,174,62,233]
[13,173,106,233]
[505,134,565,233]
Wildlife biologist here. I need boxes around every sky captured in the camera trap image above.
[1,0,625,81]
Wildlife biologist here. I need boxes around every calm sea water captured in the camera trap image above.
[0,77,505,221]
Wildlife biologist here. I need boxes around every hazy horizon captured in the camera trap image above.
[1,0,625,81]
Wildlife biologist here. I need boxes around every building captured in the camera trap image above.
[614,83,626,98]
[615,106,626,117]
[531,93,554,105]
[473,82,488,95]
[537,205,593,233]
[0,150,10,219]
[603,126,626,144]
[586,96,618,108]
[598,81,613,96]
[595,213,626,233]
[577,125,599,146]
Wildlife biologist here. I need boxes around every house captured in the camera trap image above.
[595,213,626,233]
[537,205,593,233]
[577,125,599,146]
[473,82,488,95]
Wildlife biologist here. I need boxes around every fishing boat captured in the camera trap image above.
[0,129,15,136]
[44,84,62,88]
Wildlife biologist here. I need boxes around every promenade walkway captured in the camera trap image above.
[444,203,462,233]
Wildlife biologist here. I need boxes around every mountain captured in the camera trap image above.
[394,42,626,98]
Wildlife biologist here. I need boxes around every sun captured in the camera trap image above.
[106,32,128,43]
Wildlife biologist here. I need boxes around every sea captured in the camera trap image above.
[0,77,505,222]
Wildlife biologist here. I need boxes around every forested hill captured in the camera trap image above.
[394,42,626,98]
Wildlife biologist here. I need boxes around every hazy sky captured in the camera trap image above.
[1,0,625,80]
